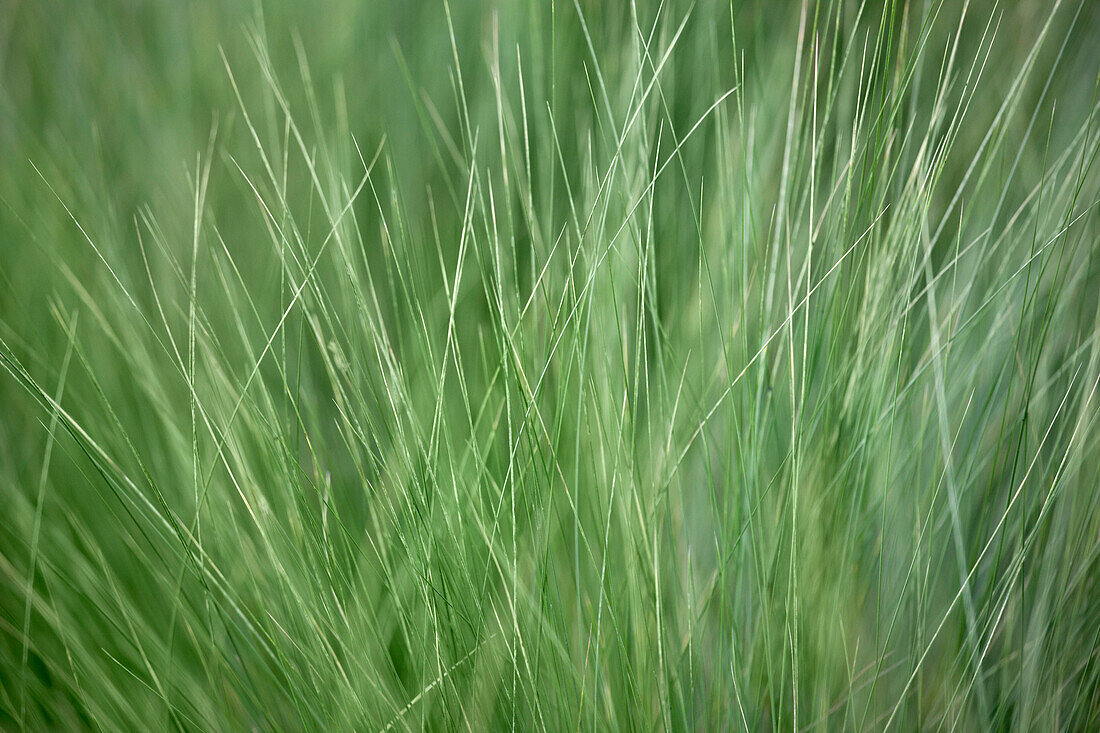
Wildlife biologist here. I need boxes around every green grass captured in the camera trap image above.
[2,0,1100,729]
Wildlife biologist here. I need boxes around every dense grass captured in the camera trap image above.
[2,0,1100,729]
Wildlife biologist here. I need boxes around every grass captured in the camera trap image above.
[2,0,1100,729]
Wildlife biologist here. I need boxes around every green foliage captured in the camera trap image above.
[2,0,1099,729]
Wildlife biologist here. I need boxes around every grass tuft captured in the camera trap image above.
[2,0,1100,729]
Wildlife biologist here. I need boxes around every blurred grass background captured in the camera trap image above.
[2,0,1100,729]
